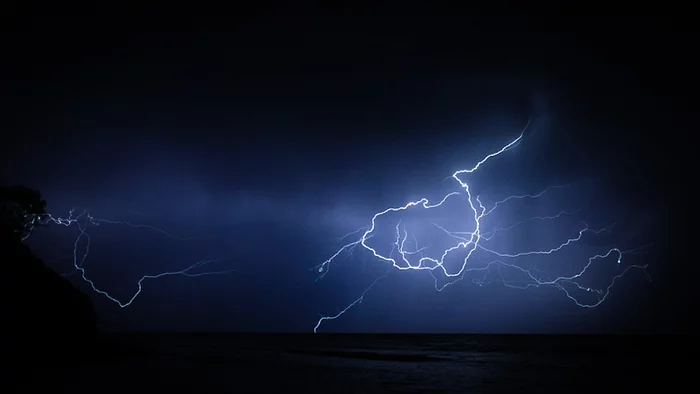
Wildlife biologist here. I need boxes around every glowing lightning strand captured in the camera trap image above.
[24,209,236,308]
[314,121,650,332]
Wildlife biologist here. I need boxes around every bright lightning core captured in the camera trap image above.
[314,124,653,333]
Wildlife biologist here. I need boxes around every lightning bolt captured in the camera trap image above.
[314,120,652,332]
[24,209,236,308]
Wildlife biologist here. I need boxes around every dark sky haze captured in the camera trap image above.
[1,12,693,333]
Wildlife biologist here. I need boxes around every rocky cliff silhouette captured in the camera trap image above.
[4,237,97,330]
[1,185,98,362]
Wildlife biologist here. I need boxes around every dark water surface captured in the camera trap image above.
[8,333,689,393]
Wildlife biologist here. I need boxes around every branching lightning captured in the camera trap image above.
[23,209,236,308]
[314,121,653,333]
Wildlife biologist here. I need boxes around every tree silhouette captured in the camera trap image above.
[0,184,48,241]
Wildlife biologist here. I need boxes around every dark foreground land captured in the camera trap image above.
[5,333,691,393]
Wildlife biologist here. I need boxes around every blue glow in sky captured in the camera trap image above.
[1,16,688,333]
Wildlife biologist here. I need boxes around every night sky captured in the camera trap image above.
[1,12,692,333]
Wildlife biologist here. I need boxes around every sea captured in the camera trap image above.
[7,333,685,393]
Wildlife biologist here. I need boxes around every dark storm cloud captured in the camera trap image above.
[5,106,664,333]
[1,14,691,333]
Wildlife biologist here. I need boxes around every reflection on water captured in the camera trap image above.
[10,334,678,393]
